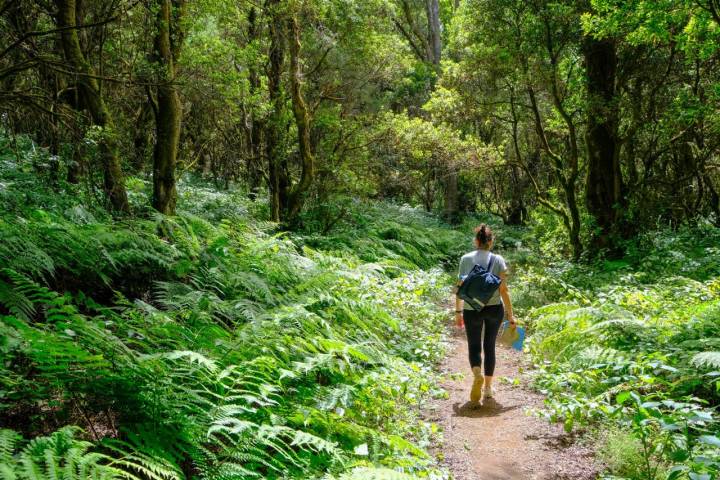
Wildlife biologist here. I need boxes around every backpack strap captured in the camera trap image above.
[486,253,495,273]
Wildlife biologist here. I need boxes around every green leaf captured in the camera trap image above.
[697,435,720,447]
[689,473,711,480]
[615,391,631,405]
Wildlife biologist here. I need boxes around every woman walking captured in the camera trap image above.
[454,224,516,403]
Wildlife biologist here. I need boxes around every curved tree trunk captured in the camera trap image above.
[55,0,129,213]
[284,13,316,223]
[526,83,583,260]
[151,0,185,215]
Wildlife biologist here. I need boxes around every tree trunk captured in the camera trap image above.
[505,165,527,225]
[526,84,583,259]
[423,178,433,211]
[284,13,316,223]
[266,0,285,222]
[246,117,264,200]
[444,167,459,223]
[151,0,185,215]
[425,0,442,67]
[54,0,129,213]
[67,143,85,184]
[565,180,583,261]
[706,172,720,227]
[133,99,155,172]
[425,0,454,221]
[245,7,263,200]
[583,36,624,250]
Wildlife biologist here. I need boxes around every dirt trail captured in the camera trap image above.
[426,327,600,480]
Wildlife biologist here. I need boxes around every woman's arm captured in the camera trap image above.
[453,281,464,327]
[498,271,515,325]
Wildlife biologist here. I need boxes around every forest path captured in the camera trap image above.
[426,326,600,480]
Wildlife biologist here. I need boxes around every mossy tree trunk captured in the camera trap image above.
[266,0,285,223]
[54,0,129,213]
[245,6,264,201]
[284,12,315,223]
[265,2,316,226]
[150,0,185,215]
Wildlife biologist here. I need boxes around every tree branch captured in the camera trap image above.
[0,5,140,61]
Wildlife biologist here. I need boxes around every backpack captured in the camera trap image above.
[457,253,502,310]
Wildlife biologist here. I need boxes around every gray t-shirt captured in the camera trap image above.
[458,250,508,309]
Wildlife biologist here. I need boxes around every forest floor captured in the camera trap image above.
[426,325,601,480]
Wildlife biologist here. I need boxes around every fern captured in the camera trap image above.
[573,346,625,369]
[0,275,36,321]
[317,384,356,412]
[103,441,183,480]
[0,429,21,465]
[0,268,69,322]
[0,230,55,280]
[1,427,181,480]
[0,153,456,479]
[141,350,218,372]
[691,351,720,369]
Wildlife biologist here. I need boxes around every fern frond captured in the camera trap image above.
[104,441,182,480]
[573,346,624,369]
[581,317,646,333]
[317,384,356,412]
[0,231,55,280]
[0,276,36,321]
[141,350,218,372]
[691,351,720,369]
[213,462,262,478]
[288,429,339,455]
[0,429,21,464]
[2,427,181,480]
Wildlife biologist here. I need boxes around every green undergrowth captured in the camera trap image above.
[520,225,720,480]
[0,140,461,479]
[297,199,530,273]
[296,202,466,272]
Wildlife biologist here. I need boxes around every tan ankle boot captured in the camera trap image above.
[470,366,484,402]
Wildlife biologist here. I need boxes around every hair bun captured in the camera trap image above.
[474,223,493,248]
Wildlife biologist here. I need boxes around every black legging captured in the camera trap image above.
[464,304,504,376]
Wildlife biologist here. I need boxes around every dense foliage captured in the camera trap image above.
[0,137,464,479]
[2,0,718,255]
[4,127,720,480]
[522,225,720,479]
[2,0,720,478]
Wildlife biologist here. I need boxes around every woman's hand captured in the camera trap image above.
[507,313,517,328]
[454,311,464,328]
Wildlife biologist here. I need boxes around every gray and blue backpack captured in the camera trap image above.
[457,254,502,310]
